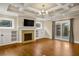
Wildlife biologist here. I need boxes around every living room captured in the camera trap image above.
[0,3,79,56]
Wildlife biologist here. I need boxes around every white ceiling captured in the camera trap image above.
[0,3,79,19]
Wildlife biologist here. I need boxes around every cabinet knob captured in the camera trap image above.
[1,34,4,36]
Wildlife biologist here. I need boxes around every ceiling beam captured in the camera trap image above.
[25,7,40,13]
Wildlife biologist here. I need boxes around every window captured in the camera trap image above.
[36,22,42,29]
[0,18,14,29]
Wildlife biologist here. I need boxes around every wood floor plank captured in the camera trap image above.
[0,38,79,56]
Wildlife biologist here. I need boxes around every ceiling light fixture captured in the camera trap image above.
[39,4,48,16]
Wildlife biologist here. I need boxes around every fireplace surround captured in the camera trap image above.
[24,33,32,41]
[22,30,34,42]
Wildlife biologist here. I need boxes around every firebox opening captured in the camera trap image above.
[24,33,32,41]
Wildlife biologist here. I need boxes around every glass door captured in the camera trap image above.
[55,22,62,39]
[62,21,70,41]
[55,20,70,41]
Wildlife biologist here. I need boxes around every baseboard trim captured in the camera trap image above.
[0,41,18,46]
[74,41,79,44]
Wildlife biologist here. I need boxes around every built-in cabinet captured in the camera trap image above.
[0,30,17,45]
[35,21,44,39]
[0,30,11,44]
[36,29,44,39]
[11,31,17,41]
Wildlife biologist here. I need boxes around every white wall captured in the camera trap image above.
[73,17,79,43]
[0,14,17,30]
[18,16,35,29]
[0,12,79,44]
[43,20,52,39]
[0,14,18,45]
[17,16,36,42]
[0,14,36,44]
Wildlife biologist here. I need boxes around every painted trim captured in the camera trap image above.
[55,39,69,41]
[0,41,18,46]
[0,18,15,29]
[74,41,79,44]
[54,20,70,41]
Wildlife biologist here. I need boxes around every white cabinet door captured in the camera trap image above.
[36,29,44,39]
[36,21,44,39]
[2,30,11,44]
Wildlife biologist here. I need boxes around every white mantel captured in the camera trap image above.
[18,27,36,43]
[19,26,35,30]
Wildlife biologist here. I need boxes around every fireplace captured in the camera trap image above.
[24,33,32,41]
[22,30,34,42]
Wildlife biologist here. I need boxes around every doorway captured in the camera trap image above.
[55,20,70,41]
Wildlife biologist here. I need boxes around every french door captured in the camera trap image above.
[55,20,70,41]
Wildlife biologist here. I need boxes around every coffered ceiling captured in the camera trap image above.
[0,3,79,19]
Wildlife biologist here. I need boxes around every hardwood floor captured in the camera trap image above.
[0,38,79,56]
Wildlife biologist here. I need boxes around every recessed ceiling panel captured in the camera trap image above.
[30,3,57,10]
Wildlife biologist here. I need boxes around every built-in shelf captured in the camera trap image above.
[11,31,17,41]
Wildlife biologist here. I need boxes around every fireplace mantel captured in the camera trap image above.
[18,28,36,43]
[19,26,35,30]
